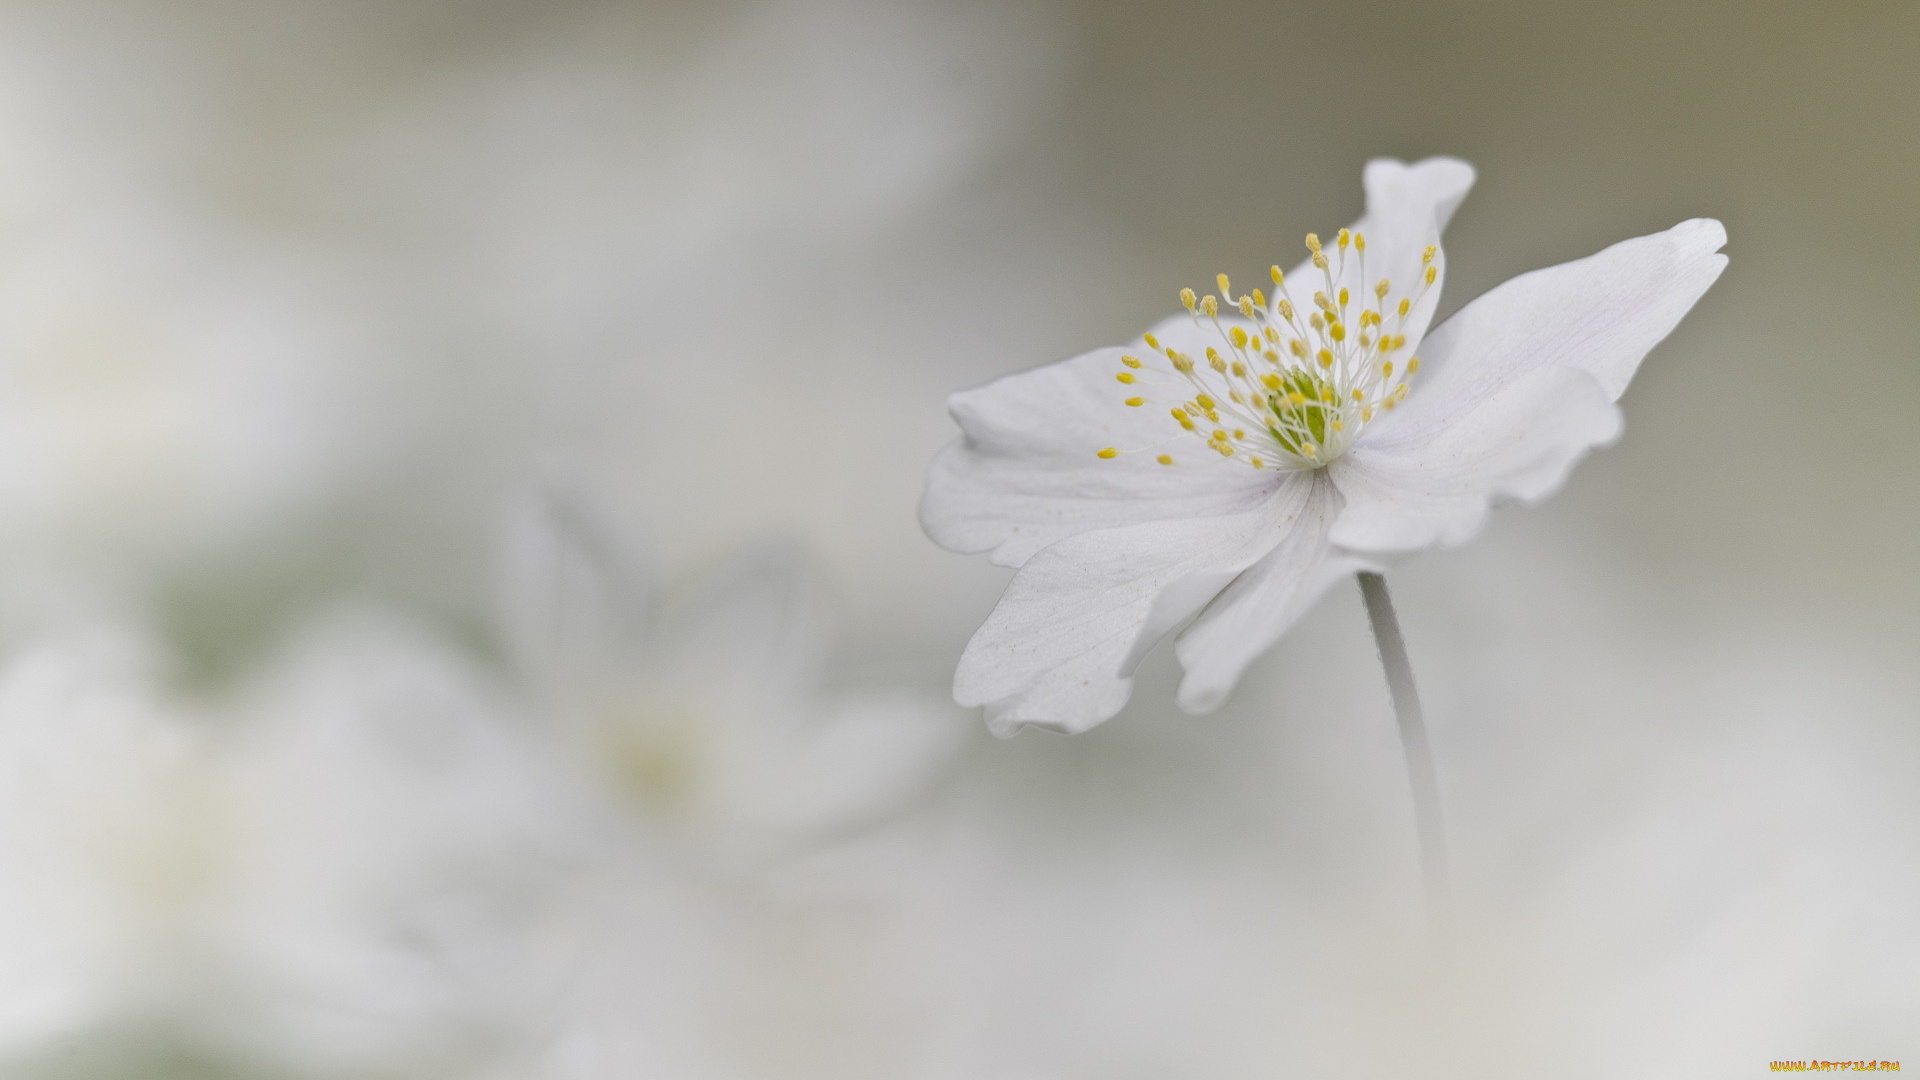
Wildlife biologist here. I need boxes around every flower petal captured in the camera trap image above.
[954,473,1317,736]
[1275,156,1476,356]
[922,334,1281,568]
[1329,365,1622,552]
[1377,218,1728,448]
[1173,473,1375,713]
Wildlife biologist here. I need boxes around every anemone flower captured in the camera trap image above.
[923,156,1725,739]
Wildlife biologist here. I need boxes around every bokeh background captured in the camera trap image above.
[0,0,1914,1077]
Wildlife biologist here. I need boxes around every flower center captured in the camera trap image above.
[1098,229,1435,471]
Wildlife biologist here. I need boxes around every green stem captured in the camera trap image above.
[1356,571,1451,940]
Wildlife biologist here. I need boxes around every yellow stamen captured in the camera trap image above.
[1097,447,1118,459]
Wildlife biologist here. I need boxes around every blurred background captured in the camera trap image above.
[0,0,1914,1077]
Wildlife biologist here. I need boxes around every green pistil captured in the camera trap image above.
[1265,369,1334,456]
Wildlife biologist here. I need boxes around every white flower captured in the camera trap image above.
[492,487,964,1079]
[922,157,1727,735]
[494,483,963,861]
[0,616,579,1077]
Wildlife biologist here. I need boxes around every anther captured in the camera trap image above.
[1097,447,1119,459]
[1229,326,1249,349]
[1337,228,1350,250]
[1116,372,1136,384]
[1317,349,1333,369]
[1407,357,1421,374]
[1157,454,1174,465]
[1144,333,1161,350]
[1270,265,1284,284]
[1121,355,1142,368]
[1424,266,1437,285]
[1398,298,1411,317]
[1422,246,1436,264]
[1216,273,1232,297]
[1330,323,1346,342]
[1181,288,1196,311]
[1125,397,1144,406]
[1354,232,1366,253]
[1375,279,1390,299]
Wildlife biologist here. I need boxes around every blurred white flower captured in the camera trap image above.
[0,627,210,1054]
[206,610,582,1078]
[0,11,379,599]
[0,616,580,1078]
[497,484,961,862]
[493,486,964,1079]
[922,157,1727,735]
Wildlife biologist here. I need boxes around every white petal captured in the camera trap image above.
[1329,366,1623,552]
[1276,156,1475,354]
[922,335,1281,567]
[1173,473,1375,713]
[955,474,1316,736]
[1376,218,1728,449]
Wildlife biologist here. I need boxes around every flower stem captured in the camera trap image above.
[1355,571,1451,940]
